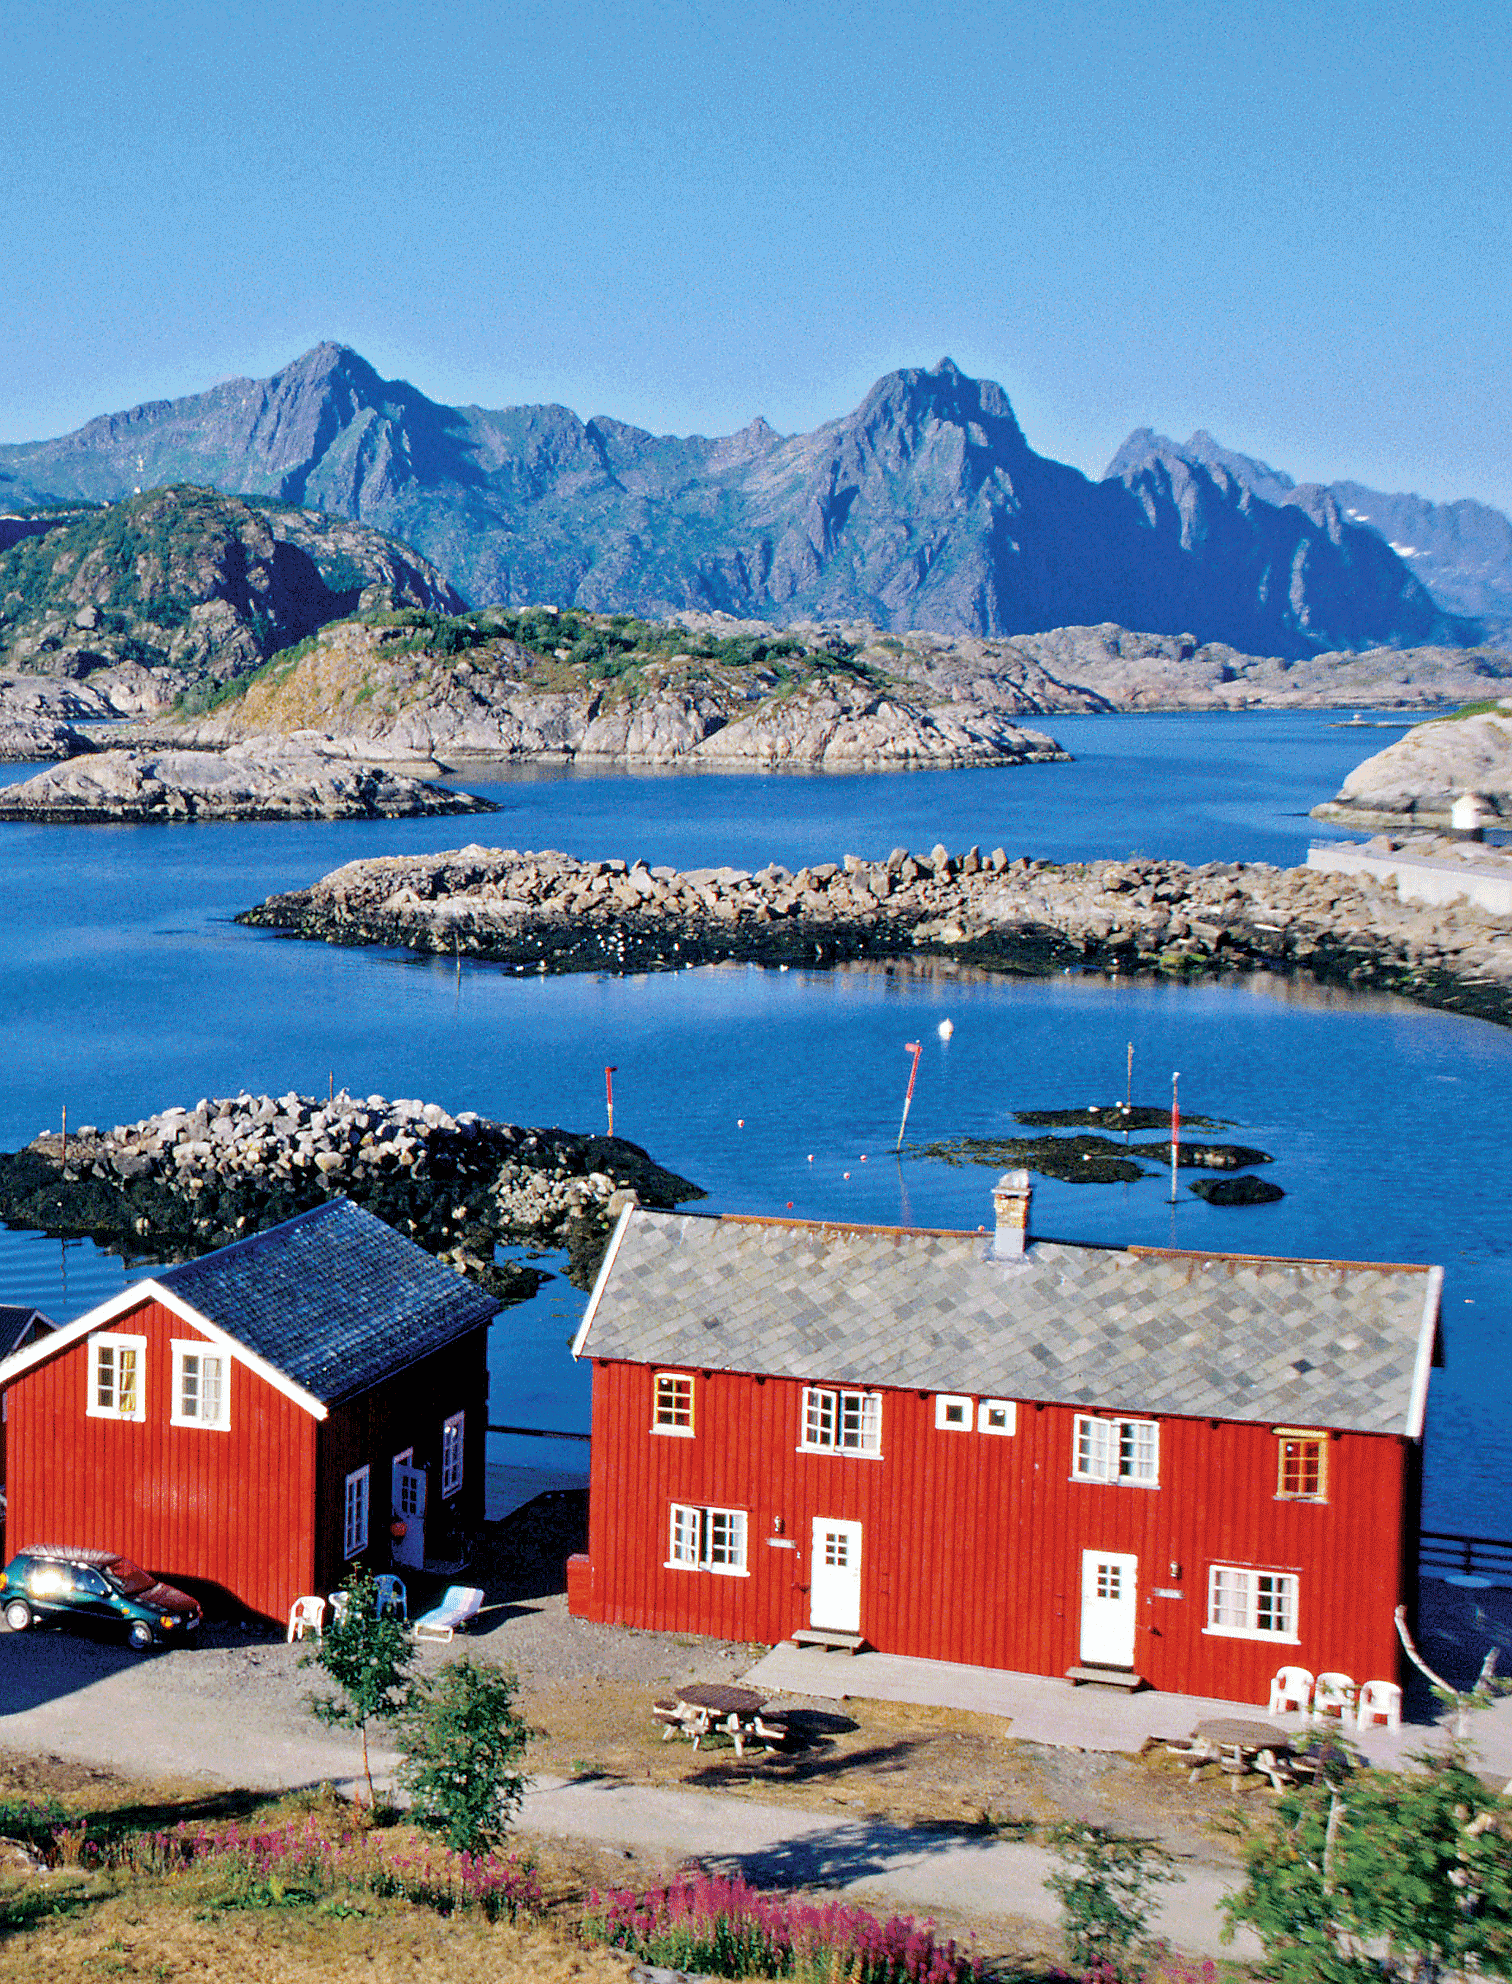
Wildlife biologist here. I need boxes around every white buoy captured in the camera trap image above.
[938,1019,954,1040]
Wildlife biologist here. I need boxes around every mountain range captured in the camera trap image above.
[1,345,1501,657]
[1105,429,1512,626]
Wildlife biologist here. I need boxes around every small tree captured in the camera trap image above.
[304,1565,417,1808]
[399,1657,531,1850]
[1044,1823,1177,1981]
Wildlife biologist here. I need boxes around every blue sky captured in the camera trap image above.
[3,0,1508,508]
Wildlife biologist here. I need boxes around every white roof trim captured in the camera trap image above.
[0,1279,329,1422]
[1405,1263,1443,1440]
[572,1201,637,1361]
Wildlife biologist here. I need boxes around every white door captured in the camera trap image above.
[1080,1549,1138,1667]
[810,1518,863,1632]
[392,1460,427,1570]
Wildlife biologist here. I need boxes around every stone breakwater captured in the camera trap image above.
[0,1090,701,1296]
[239,843,1512,1027]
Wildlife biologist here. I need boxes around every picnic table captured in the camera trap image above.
[1169,1718,1315,1790]
[652,1683,790,1758]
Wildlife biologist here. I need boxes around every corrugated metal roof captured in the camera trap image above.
[578,1210,1439,1436]
[154,1200,497,1405]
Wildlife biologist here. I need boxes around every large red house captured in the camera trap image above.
[567,1176,1442,1702]
[0,1200,496,1624]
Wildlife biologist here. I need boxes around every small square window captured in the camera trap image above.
[1073,1414,1159,1486]
[1207,1563,1299,1641]
[653,1372,694,1437]
[667,1502,747,1574]
[978,1399,1016,1436]
[935,1394,972,1431]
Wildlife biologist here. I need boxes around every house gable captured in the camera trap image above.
[0,1281,328,1421]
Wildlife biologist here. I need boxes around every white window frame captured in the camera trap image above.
[1072,1413,1159,1487]
[437,1411,464,1498]
[978,1398,1017,1436]
[652,1371,695,1438]
[87,1332,147,1422]
[343,1465,371,1559]
[799,1386,882,1457]
[666,1501,748,1575]
[170,1340,231,1430]
[1205,1564,1300,1643]
[935,1394,972,1432]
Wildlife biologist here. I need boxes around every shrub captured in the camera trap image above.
[398,1656,530,1851]
[584,1870,977,1981]
[1044,1825,1177,1982]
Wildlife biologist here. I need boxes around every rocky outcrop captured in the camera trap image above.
[239,842,1512,1028]
[138,617,1070,770]
[0,486,463,713]
[0,745,494,822]
[145,615,1512,774]
[1313,706,1512,828]
[0,673,111,759]
[0,344,1482,655]
[0,1090,701,1295]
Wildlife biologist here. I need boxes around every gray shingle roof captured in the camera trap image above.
[578,1211,1440,1437]
[155,1200,497,1405]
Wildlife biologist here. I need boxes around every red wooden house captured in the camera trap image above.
[567,1176,1442,1702]
[0,1200,496,1624]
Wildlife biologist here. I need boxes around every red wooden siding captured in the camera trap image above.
[574,1361,1412,1704]
[4,1297,318,1624]
[314,1330,489,1597]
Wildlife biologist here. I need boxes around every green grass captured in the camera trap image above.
[1426,696,1512,723]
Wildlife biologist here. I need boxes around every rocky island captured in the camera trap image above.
[239,839,1512,1026]
[0,1089,701,1295]
[0,745,495,822]
[1313,700,1512,828]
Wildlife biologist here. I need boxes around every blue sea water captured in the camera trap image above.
[0,710,1505,1532]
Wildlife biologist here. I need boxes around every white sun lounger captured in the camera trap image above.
[413,1585,485,1642]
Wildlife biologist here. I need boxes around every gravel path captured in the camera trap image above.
[0,1598,1261,1957]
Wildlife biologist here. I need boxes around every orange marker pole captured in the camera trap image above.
[896,1041,923,1152]
[605,1065,617,1138]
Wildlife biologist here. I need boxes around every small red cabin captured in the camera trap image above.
[0,1200,496,1624]
[567,1177,1442,1704]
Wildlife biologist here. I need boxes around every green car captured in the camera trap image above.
[0,1546,202,1651]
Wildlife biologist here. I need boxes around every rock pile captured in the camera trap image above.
[2,1090,700,1295]
[241,841,1512,1027]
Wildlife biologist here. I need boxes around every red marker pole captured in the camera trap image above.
[605,1065,617,1138]
[896,1041,923,1152]
[1169,1071,1180,1204]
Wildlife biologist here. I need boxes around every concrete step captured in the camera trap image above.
[1066,1663,1147,1691]
[790,1628,868,1654]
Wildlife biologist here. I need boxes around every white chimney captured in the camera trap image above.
[991,1170,1032,1259]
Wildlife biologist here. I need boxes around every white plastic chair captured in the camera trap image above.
[374,1575,408,1620]
[327,1590,350,1627]
[1313,1671,1356,1722]
[1356,1679,1402,1731]
[287,1595,326,1643]
[414,1585,484,1642]
[1268,1664,1315,1715]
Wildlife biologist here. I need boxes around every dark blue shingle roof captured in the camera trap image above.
[154,1200,497,1406]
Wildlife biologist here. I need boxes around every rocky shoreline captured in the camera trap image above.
[0,1090,702,1296]
[238,841,1512,1028]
